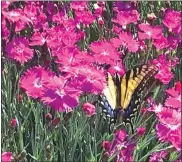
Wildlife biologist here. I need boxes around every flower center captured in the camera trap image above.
[34,78,42,88]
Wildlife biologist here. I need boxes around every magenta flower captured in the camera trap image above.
[75,9,95,26]
[114,1,136,11]
[102,129,135,162]
[56,47,93,70]
[111,32,139,52]
[5,37,34,64]
[90,41,121,64]
[167,35,181,50]
[112,9,140,28]
[149,82,182,151]
[138,23,163,40]
[24,2,47,31]
[2,9,30,23]
[157,107,181,130]
[156,124,181,151]
[29,32,48,46]
[19,66,54,99]
[2,1,11,10]
[70,2,87,11]
[70,65,106,94]
[165,82,181,110]
[149,151,168,162]
[2,16,9,40]
[138,40,147,51]
[93,2,105,18]
[1,152,13,162]
[82,103,96,117]
[153,35,168,50]
[136,127,146,136]
[15,20,27,32]
[155,66,173,84]
[108,61,125,76]
[152,54,179,84]
[163,9,181,33]
[40,76,81,112]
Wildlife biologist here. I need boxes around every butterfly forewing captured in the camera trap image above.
[121,65,158,129]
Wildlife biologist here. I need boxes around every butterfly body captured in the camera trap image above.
[100,64,158,132]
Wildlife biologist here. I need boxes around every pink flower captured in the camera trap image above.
[15,20,27,32]
[163,9,181,33]
[108,61,125,76]
[168,128,181,151]
[111,32,139,52]
[155,66,173,84]
[115,129,127,141]
[167,35,181,50]
[90,41,121,64]
[5,37,34,64]
[70,2,87,11]
[10,118,17,128]
[138,40,147,51]
[153,35,168,50]
[149,151,168,162]
[29,32,48,46]
[165,81,181,110]
[2,9,30,23]
[68,65,106,94]
[136,127,146,136]
[82,103,96,117]
[156,124,181,151]
[1,152,13,162]
[152,54,179,84]
[2,16,9,40]
[157,108,181,130]
[112,9,140,27]
[138,23,163,40]
[156,124,170,142]
[19,66,54,99]
[75,9,95,26]
[102,129,135,162]
[113,2,136,12]
[40,76,81,112]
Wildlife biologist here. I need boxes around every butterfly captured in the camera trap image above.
[100,64,158,133]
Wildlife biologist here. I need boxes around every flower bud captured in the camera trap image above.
[147,13,157,20]
[137,127,146,136]
[51,117,61,127]
[10,119,17,128]
[175,81,181,93]
[18,94,23,101]
[1,152,13,162]
[45,113,53,122]
[102,141,111,151]
[82,103,95,117]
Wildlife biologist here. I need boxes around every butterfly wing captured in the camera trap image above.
[119,65,158,131]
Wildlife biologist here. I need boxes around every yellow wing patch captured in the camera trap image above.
[103,72,117,109]
[120,65,157,109]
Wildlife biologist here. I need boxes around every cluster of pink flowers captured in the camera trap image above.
[148,81,181,151]
[102,129,136,162]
